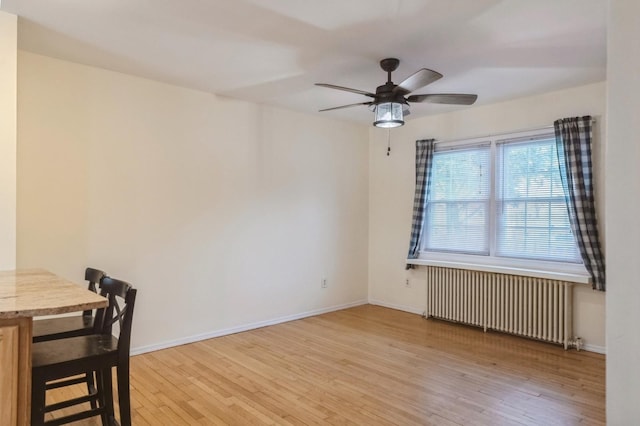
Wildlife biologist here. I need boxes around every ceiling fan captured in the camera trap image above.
[316,58,477,128]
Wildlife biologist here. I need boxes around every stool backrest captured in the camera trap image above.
[93,276,137,359]
[82,267,106,317]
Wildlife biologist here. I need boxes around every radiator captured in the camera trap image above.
[425,266,575,349]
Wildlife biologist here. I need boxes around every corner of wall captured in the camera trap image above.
[0,11,17,269]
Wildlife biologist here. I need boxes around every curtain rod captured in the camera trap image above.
[433,118,597,145]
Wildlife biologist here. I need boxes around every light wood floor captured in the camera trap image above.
[45,304,605,425]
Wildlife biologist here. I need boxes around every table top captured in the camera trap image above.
[0,269,108,319]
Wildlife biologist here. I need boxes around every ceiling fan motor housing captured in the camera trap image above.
[375,82,407,106]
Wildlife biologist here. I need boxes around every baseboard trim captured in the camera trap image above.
[130,299,368,356]
[131,298,606,356]
[368,299,425,316]
[582,344,606,355]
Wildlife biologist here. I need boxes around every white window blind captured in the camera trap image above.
[496,136,581,263]
[424,144,491,255]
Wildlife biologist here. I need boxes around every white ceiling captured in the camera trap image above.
[1,0,607,125]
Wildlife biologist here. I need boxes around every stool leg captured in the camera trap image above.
[85,370,97,409]
[95,369,108,425]
[100,367,116,425]
[30,371,47,426]
[117,362,132,426]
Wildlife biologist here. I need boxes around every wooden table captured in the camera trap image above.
[0,269,108,426]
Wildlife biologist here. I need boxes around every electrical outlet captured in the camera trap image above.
[405,279,411,288]
[321,278,328,288]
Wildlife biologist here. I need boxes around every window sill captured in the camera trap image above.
[406,258,591,285]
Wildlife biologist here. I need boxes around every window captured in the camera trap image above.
[422,130,582,268]
[496,137,580,262]
[425,144,490,255]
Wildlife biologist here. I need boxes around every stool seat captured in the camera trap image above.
[32,334,118,373]
[33,315,94,342]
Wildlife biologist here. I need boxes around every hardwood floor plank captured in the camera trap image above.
[43,305,605,425]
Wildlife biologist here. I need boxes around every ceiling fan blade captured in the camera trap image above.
[407,93,478,105]
[393,69,443,95]
[319,102,373,112]
[315,83,375,98]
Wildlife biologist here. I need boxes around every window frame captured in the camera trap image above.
[423,141,491,256]
[417,129,589,281]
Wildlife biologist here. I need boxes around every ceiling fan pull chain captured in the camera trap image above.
[387,129,391,156]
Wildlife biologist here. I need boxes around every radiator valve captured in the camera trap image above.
[571,337,584,351]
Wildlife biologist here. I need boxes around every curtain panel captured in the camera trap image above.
[406,139,436,268]
[554,116,606,291]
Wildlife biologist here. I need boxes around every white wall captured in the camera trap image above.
[606,0,640,422]
[368,82,607,350]
[16,51,369,351]
[0,11,16,269]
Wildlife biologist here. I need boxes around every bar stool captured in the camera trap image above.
[31,276,138,426]
[33,267,106,342]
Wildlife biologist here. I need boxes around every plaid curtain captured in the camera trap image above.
[406,139,436,269]
[554,116,606,291]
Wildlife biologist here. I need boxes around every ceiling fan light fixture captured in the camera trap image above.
[373,102,404,128]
